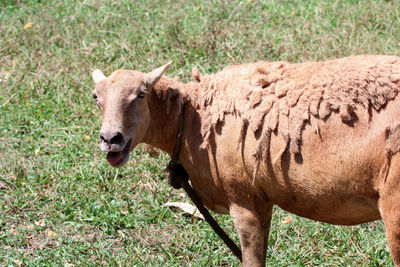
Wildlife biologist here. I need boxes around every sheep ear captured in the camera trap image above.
[144,61,172,89]
[92,69,106,83]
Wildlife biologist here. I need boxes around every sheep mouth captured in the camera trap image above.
[106,139,132,167]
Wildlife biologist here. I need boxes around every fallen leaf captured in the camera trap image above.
[282,216,293,225]
[34,220,45,228]
[165,202,204,220]
[34,148,40,155]
[117,230,126,238]
[0,71,10,83]
[47,230,57,238]
[84,135,91,140]
[23,22,33,29]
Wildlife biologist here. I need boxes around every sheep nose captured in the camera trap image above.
[100,132,124,145]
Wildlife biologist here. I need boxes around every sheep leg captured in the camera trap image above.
[230,203,272,267]
[378,152,400,266]
[262,205,273,262]
[379,193,400,266]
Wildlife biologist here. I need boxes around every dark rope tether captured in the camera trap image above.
[166,103,243,262]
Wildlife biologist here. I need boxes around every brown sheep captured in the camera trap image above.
[92,55,400,266]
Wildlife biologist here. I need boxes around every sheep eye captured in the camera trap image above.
[92,93,98,100]
[138,92,145,99]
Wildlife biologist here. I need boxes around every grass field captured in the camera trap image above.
[1,0,400,265]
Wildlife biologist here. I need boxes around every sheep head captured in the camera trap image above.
[91,62,172,167]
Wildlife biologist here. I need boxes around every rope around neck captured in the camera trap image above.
[165,103,243,262]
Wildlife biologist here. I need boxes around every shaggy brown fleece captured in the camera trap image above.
[195,55,400,178]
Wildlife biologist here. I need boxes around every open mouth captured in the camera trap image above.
[106,139,132,167]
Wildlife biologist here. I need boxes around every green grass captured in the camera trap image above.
[1,0,399,265]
